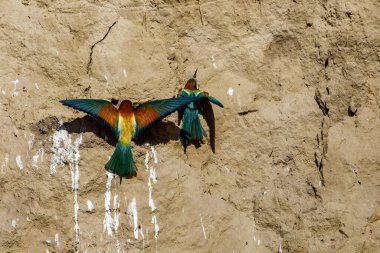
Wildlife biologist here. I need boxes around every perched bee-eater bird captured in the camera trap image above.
[60,96,205,180]
[177,69,224,151]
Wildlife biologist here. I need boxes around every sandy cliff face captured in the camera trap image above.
[0,0,379,252]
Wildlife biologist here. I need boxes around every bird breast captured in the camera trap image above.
[118,113,136,144]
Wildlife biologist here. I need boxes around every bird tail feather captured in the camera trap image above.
[181,108,205,146]
[106,143,136,179]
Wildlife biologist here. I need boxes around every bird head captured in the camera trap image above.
[184,68,198,90]
[119,100,134,113]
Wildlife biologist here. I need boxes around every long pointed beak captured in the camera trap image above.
[193,68,198,78]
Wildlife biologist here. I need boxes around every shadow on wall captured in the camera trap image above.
[62,115,118,146]
[62,115,182,147]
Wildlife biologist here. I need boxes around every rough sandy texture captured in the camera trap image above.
[0,0,379,252]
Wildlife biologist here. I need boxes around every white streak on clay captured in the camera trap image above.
[116,239,121,253]
[123,69,128,78]
[150,146,158,164]
[104,75,108,86]
[139,225,145,253]
[16,155,23,170]
[211,55,217,69]
[72,135,82,252]
[11,79,19,97]
[28,133,35,150]
[152,215,160,252]
[11,219,17,229]
[145,152,150,171]
[200,214,207,240]
[152,215,159,239]
[35,83,39,90]
[49,122,82,251]
[150,167,157,184]
[32,148,44,169]
[104,172,113,236]
[147,146,157,211]
[55,233,60,249]
[227,87,234,96]
[278,243,283,253]
[128,197,138,239]
[2,154,9,173]
[113,194,120,232]
[86,200,94,213]
[148,173,156,212]
[50,122,73,175]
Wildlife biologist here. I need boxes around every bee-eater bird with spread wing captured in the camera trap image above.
[60,96,205,180]
[177,69,224,151]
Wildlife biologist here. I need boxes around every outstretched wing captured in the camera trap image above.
[60,99,119,135]
[133,97,200,138]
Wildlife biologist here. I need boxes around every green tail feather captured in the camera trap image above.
[106,143,136,178]
[181,108,205,146]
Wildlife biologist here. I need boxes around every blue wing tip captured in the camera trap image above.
[209,96,224,108]
[60,99,75,106]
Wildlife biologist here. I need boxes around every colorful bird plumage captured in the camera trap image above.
[177,69,224,151]
[60,96,204,180]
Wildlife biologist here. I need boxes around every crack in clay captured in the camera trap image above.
[86,19,118,74]
[238,109,258,116]
[313,89,330,186]
[198,0,205,25]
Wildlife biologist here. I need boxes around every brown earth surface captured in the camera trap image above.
[0,0,379,252]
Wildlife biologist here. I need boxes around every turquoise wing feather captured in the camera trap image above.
[133,96,200,139]
[60,99,119,136]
